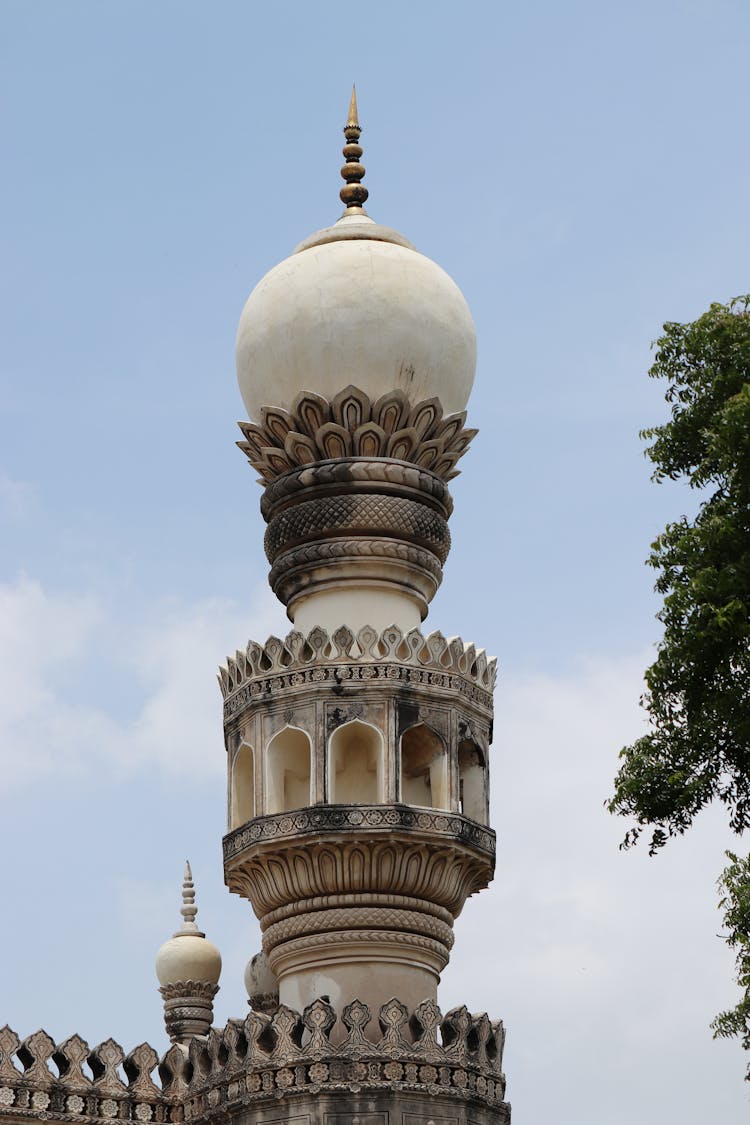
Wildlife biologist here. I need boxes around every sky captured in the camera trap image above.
[1,0,749,1121]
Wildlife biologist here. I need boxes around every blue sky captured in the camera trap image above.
[1,2,749,1121]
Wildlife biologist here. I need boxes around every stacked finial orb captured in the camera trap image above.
[155,862,221,1044]
[339,84,368,211]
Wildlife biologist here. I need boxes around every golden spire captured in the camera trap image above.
[340,84,368,212]
[346,85,359,130]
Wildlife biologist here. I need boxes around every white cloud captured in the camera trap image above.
[0,578,747,1120]
[0,575,285,790]
[442,654,747,1122]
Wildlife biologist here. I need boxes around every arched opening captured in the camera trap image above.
[266,727,312,814]
[328,720,383,804]
[231,743,256,828]
[458,740,486,823]
[400,723,448,809]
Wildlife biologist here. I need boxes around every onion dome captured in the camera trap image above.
[236,87,476,421]
[155,862,221,989]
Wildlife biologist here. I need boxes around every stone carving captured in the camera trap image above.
[222,809,496,1013]
[52,1035,90,1091]
[237,386,477,485]
[218,625,496,703]
[263,493,451,565]
[224,805,495,860]
[268,540,445,616]
[259,458,454,519]
[224,831,494,917]
[159,983,220,1046]
[0,998,507,1124]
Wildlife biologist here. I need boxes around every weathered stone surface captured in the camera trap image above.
[0,998,508,1125]
[237,387,477,486]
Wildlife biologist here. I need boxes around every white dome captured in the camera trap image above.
[244,951,278,1000]
[236,217,476,421]
[155,933,222,987]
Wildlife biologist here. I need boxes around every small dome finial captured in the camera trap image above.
[156,862,222,1043]
[340,84,368,212]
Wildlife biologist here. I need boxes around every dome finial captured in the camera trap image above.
[177,859,202,935]
[340,84,368,212]
[156,862,222,1043]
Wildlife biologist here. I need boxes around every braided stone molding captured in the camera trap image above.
[264,493,451,565]
[267,928,450,960]
[261,892,456,930]
[0,997,509,1122]
[267,539,445,611]
[262,906,455,950]
[219,623,496,707]
[260,458,454,520]
[237,385,477,485]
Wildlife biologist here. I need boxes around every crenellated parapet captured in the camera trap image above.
[0,1026,168,1123]
[220,624,496,706]
[0,999,509,1125]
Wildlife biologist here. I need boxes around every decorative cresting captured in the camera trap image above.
[0,999,509,1124]
[219,623,496,705]
[340,84,368,211]
[237,385,477,484]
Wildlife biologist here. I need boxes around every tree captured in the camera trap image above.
[608,295,750,1075]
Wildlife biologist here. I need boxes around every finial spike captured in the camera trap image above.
[346,84,359,130]
[340,85,368,212]
[178,859,201,934]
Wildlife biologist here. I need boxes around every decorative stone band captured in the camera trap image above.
[0,998,509,1123]
[218,624,496,707]
[237,385,477,485]
[224,805,496,862]
[260,461,455,616]
[264,492,451,566]
[260,458,454,520]
[268,539,445,617]
[159,982,219,1045]
[224,813,494,916]
[223,808,495,995]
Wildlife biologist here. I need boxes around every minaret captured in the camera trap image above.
[155,862,222,1044]
[222,91,500,1041]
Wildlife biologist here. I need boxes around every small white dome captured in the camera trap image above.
[155,861,222,988]
[156,933,222,987]
[236,216,476,421]
[244,951,278,999]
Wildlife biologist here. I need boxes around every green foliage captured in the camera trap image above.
[712,851,750,1079]
[608,296,750,1072]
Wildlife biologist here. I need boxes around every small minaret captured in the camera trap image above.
[223,91,495,1024]
[155,862,222,1044]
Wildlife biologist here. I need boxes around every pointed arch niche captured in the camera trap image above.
[328,720,384,804]
[458,739,487,823]
[231,743,256,828]
[400,723,449,810]
[266,726,312,814]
